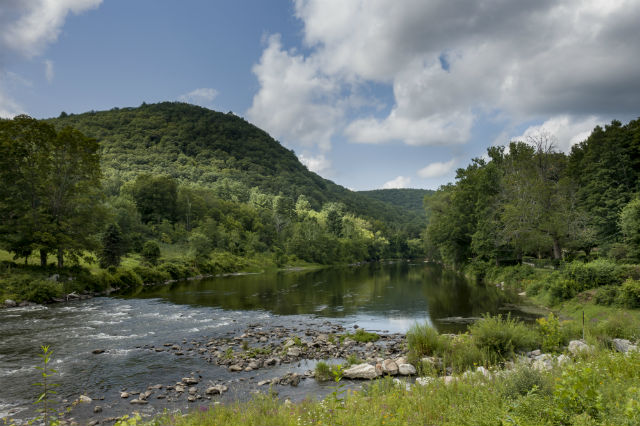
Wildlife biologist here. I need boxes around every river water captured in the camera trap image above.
[0,262,531,423]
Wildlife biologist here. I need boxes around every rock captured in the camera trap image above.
[257,380,270,386]
[259,336,268,343]
[120,392,130,399]
[248,361,260,369]
[343,363,379,380]
[475,366,490,377]
[442,376,456,385]
[283,339,295,349]
[365,342,374,349]
[398,364,417,376]
[529,349,541,357]
[264,358,278,366]
[244,366,253,372]
[130,399,148,405]
[568,340,592,355]
[88,421,99,426]
[187,395,196,402]
[92,349,105,355]
[93,405,102,413]
[175,385,185,393]
[229,364,243,372]
[188,387,198,395]
[280,373,301,386]
[205,385,228,395]
[612,338,638,353]
[342,338,355,347]
[381,359,398,375]
[415,377,434,386]
[287,347,301,357]
[140,390,153,400]
[557,354,570,365]
[395,356,407,366]
[182,377,199,385]
[78,395,92,403]
[4,299,17,308]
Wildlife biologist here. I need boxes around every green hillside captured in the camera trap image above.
[47,102,415,231]
[358,188,433,216]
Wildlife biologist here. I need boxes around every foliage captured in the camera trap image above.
[34,345,61,426]
[469,314,537,357]
[617,278,640,308]
[141,241,161,266]
[406,323,445,358]
[537,312,562,352]
[99,223,124,268]
[343,329,379,343]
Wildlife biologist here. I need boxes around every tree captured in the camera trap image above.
[141,241,161,265]
[99,224,124,268]
[130,174,178,224]
[621,197,640,262]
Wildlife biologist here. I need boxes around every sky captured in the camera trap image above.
[1,0,639,191]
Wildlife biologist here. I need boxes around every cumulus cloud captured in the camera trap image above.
[418,159,456,179]
[247,35,342,152]
[299,153,331,174]
[251,0,640,150]
[44,60,54,83]
[178,88,219,107]
[382,175,411,189]
[513,115,603,152]
[1,0,103,57]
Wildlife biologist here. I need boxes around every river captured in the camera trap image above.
[0,261,532,423]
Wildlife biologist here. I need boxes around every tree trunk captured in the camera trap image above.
[57,248,64,268]
[40,249,47,267]
[552,238,562,260]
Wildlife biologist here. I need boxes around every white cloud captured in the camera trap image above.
[44,60,54,83]
[0,89,23,118]
[178,88,219,107]
[382,175,411,189]
[418,160,456,179]
[247,35,342,152]
[299,153,331,174]
[251,0,640,150]
[513,115,603,152]
[1,0,103,57]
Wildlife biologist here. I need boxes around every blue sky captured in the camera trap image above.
[1,0,639,191]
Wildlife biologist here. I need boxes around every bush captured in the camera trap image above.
[548,278,582,303]
[592,314,640,341]
[314,361,333,382]
[21,279,63,303]
[132,266,171,285]
[502,364,552,398]
[159,261,191,280]
[537,313,562,352]
[112,269,143,291]
[469,314,538,357]
[442,333,491,373]
[617,278,640,308]
[141,241,161,265]
[594,285,618,306]
[562,259,620,288]
[407,323,447,358]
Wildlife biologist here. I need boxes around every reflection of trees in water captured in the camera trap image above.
[134,263,514,321]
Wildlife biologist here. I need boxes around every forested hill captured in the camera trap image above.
[357,189,434,216]
[47,102,415,229]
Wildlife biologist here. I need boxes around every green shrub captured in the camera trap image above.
[141,241,161,265]
[617,278,640,308]
[112,269,143,291]
[314,361,332,381]
[594,285,619,306]
[469,314,538,357]
[442,333,491,373]
[132,266,171,284]
[159,261,191,280]
[592,314,640,341]
[563,259,620,289]
[502,364,552,398]
[21,279,63,303]
[407,323,447,357]
[537,313,562,352]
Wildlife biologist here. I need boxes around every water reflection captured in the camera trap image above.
[131,262,525,333]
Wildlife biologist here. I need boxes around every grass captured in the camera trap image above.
[142,349,640,426]
[341,329,380,343]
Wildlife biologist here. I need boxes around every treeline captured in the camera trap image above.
[0,112,426,295]
[425,118,640,268]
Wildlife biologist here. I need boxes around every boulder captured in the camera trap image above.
[4,299,16,308]
[612,338,638,353]
[205,385,228,395]
[398,364,417,376]
[120,392,130,399]
[182,377,199,385]
[476,366,490,377]
[188,387,197,395]
[92,349,105,355]
[568,340,592,355]
[229,365,243,372]
[343,363,379,380]
[381,359,398,375]
[78,395,92,403]
[130,399,148,405]
[264,358,279,366]
[287,347,301,357]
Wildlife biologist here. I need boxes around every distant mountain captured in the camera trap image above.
[47,102,418,231]
[358,188,433,216]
